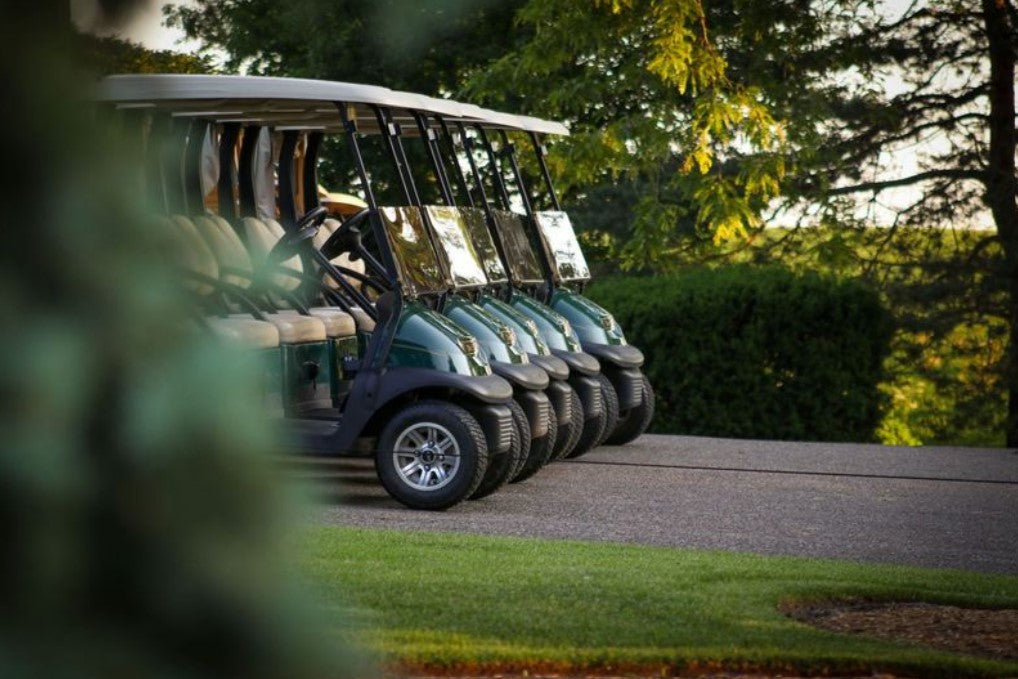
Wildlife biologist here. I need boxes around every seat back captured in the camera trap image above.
[164,215,220,296]
[191,214,254,288]
[237,217,304,291]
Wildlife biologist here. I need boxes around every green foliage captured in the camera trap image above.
[77,32,213,74]
[1,5,354,678]
[306,526,1018,677]
[587,266,892,441]
[466,0,785,267]
[696,225,1008,447]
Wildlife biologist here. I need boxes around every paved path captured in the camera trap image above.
[308,434,1018,575]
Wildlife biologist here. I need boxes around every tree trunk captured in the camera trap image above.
[981,0,1018,446]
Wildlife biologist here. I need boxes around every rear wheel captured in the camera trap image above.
[553,388,584,460]
[375,401,487,510]
[605,374,655,446]
[594,373,619,447]
[511,403,557,483]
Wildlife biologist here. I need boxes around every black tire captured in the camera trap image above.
[375,400,488,510]
[506,398,532,480]
[470,414,520,500]
[566,386,608,459]
[594,373,619,447]
[553,386,585,461]
[605,374,656,446]
[511,402,557,483]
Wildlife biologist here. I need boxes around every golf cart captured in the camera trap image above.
[98,74,517,510]
[450,115,655,446]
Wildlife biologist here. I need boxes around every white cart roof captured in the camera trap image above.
[97,74,568,136]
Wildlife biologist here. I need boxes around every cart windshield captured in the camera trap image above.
[423,206,489,289]
[490,209,545,285]
[460,208,508,284]
[379,206,449,295]
[533,210,590,283]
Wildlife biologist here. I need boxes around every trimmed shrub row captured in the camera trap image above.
[586,266,892,442]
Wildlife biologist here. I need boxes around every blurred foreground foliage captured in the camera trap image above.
[588,266,892,442]
[0,4,357,678]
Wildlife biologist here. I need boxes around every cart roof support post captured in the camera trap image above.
[437,115,474,208]
[370,105,417,206]
[413,111,454,206]
[336,102,401,294]
[529,131,562,211]
[455,123,491,215]
[475,126,513,212]
[498,130,535,218]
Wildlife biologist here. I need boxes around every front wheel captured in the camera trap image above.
[567,386,608,459]
[594,373,619,447]
[552,386,584,460]
[376,400,488,510]
[604,374,655,446]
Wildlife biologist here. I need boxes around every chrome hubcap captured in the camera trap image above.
[392,422,460,491]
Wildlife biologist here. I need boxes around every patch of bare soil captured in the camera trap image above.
[781,600,1018,662]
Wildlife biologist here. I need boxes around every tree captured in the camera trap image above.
[77,32,213,74]
[469,0,1016,444]
[743,1,1017,444]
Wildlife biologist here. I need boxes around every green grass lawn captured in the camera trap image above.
[303,526,1018,677]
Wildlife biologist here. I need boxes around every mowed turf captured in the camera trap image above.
[302,526,1018,677]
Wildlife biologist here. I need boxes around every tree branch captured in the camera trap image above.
[826,169,986,196]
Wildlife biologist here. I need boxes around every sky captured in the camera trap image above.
[72,0,195,51]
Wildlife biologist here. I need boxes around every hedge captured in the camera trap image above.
[586,266,893,442]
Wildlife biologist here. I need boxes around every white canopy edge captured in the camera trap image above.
[99,74,418,109]
[97,74,570,137]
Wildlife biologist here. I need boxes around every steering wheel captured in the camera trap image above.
[267,206,329,262]
[321,207,371,260]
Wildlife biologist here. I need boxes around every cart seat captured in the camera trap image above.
[206,316,280,349]
[278,307,356,338]
[236,216,304,290]
[348,306,376,332]
[169,215,329,343]
[253,313,326,343]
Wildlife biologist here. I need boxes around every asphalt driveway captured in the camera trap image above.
[308,434,1018,575]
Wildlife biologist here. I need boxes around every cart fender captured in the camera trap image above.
[551,348,600,376]
[491,360,550,391]
[581,342,644,369]
[529,353,569,380]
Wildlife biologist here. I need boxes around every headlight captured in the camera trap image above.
[600,314,614,330]
[525,319,540,336]
[560,319,572,336]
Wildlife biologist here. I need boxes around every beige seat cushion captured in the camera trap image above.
[259,313,327,343]
[238,217,304,291]
[192,215,255,288]
[348,307,376,332]
[206,317,280,349]
[167,215,220,295]
[279,308,356,338]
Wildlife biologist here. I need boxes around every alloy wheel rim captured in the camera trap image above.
[392,422,461,491]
